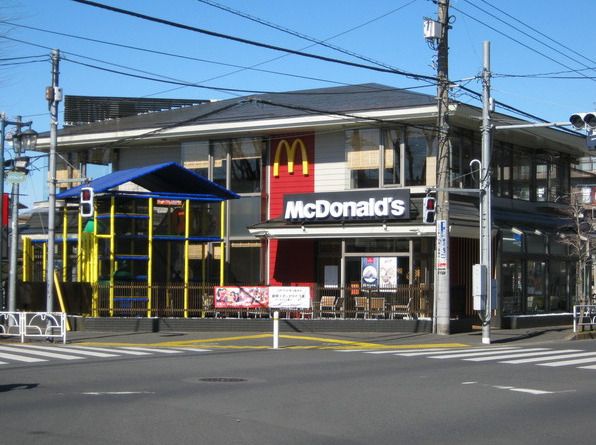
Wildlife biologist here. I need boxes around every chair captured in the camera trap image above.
[390,296,412,319]
[201,294,219,318]
[354,296,369,318]
[319,296,337,318]
[369,297,386,319]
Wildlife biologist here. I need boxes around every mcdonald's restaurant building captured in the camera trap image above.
[35,84,587,330]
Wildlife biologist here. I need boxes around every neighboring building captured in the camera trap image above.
[34,84,587,329]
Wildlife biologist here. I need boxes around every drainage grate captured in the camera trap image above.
[199,377,247,383]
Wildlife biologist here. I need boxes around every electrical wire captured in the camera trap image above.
[69,0,439,83]
[463,0,596,75]
[451,4,596,83]
[478,0,596,67]
[196,0,419,75]
[0,20,364,88]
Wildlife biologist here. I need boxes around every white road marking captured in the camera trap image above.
[539,354,596,367]
[366,348,446,354]
[397,347,519,357]
[68,346,152,355]
[501,351,595,364]
[13,344,118,358]
[430,348,525,359]
[0,345,83,360]
[82,391,155,396]
[118,347,183,354]
[463,348,553,362]
[0,351,46,363]
[493,385,553,395]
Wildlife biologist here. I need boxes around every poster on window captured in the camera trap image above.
[379,257,397,290]
[361,257,379,289]
[214,286,269,309]
[269,286,311,309]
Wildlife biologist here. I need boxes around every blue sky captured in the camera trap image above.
[1,0,595,206]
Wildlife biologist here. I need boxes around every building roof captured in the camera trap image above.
[56,162,239,201]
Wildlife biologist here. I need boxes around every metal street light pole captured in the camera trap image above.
[46,49,61,313]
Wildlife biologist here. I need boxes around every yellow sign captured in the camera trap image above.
[273,138,309,177]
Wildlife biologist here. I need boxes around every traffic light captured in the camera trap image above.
[422,196,435,224]
[80,186,94,218]
[570,112,596,149]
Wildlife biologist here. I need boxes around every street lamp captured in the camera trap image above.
[0,115,36,310]
[6,124,37,313]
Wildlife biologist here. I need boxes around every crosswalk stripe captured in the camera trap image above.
[463,348,553,362]
[12,344,118,358]
[367,349,446,354]
[0,351,47,363]
[432,348,529,360]
[118,347,183,354]
[0,345,84,360]
[538,354,596,367]
[399,347,519,357]
[494,349,582,365]
[69,345,152,355]
[172,348,211,352]
[578,364,596,370]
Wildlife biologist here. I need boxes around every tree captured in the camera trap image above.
[556,191,594,330]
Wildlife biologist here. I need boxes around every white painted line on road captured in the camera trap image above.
[430,348,524,359]
[539,353,596,367]
[502,351,595,364]
[172,348,211,352]
[463,348,552,362]
[367,348,446,354]
[12,344,118,358]
[69,346,152,355]
[493,385,553,395]
[82,391,155,396]
[490,349,583,364]
[0,350,47,363]
[119,347,183,354]
[0,345,84,360]
[399,347,517,358]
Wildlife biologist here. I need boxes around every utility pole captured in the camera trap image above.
[435,0,451,334]
[480,41,493,344]
[46,49,61,313]
[8,116,22,312]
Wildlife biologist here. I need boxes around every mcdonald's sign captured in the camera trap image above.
[273,138,309,177]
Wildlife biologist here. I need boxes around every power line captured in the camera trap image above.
[0,20,360,88]
[478,0,596,67]
[462,0,596,76]
[70,0,439,83]
[196,0,419,75]
[451,4,596,83]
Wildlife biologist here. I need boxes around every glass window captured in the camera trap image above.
[526,233,546,254]
[346,129,381,189]
[535,157,548,202]
[228,242,261,284]
[212,141,227,188]
[495,143,512,198]
[549,260,567,311]
[228,196,261,238]
[230,139,263,193]
[501,259,523,315]
[527,260,546,313]
[181,141,209,178]
[405,128,429,186]
[512,151,531,200]
[549,238,567,256]
[502,230,523,253]
[383,129,401,186]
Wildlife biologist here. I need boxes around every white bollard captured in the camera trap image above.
[273,311,279,349]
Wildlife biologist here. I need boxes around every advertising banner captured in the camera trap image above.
[269,286,311,309]
[361,257,379,289]
[379,257,397,289]
[214,286,269,309]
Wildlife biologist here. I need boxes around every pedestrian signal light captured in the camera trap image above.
[80,186,94,218]
[422,196,435,224]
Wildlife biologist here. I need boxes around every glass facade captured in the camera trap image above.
[500,230,574,315]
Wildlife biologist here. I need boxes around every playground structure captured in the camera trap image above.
[21,163,239,317]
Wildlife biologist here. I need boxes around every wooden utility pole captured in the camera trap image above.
[434,0,451,334]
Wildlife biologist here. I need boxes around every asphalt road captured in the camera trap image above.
[1,339,595,444]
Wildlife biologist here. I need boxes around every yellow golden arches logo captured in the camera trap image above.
[273,138,309,177]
